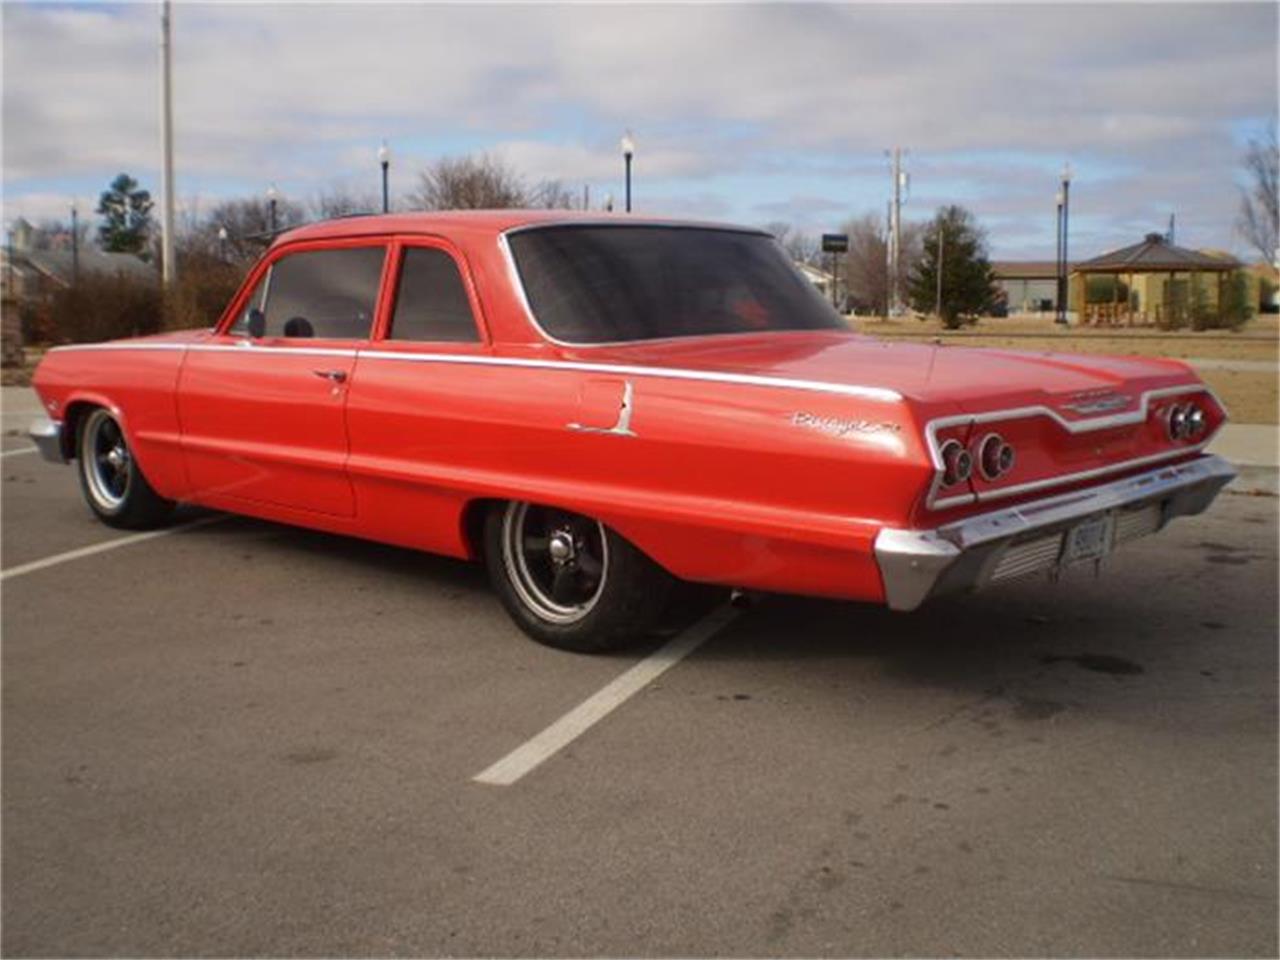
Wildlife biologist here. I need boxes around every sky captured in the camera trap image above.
[2,1,1277,260]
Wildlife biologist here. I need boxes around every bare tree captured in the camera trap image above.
[410,154,529,210]
[1237,122,1279,264]
[309,185,380,221]
[841,213,890,316]
[194,196,306,262]
[840,213,926,316]
[763,221,822,266]
[532,179,577,210]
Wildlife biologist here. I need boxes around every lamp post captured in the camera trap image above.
[1056,162,1072,325]
[377,140,390,214]
[266,183,279,236]
[217,225,228,261]
[620,131,635,213]
[70,201,79,286]
[1055,187,1064,320]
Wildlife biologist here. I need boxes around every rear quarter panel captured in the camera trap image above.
[345,351,936,602]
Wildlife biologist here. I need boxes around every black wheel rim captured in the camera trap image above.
[502,503,608,624]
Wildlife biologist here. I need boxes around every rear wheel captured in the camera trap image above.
[484,501,674,652]
[77,407,174,529]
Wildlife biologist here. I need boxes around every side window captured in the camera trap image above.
[231,246,386,340]
[388,247,480,343]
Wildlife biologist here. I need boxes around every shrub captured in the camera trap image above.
[162,253,244,331]
[47,271,163,344]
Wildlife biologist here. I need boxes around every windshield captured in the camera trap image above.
[507,225,845,344]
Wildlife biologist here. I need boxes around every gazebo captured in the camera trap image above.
[1070,233,1241,327]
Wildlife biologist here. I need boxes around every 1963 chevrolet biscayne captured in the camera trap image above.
[29,211,1235,651]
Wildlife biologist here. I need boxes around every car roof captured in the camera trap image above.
[273,209,768,246]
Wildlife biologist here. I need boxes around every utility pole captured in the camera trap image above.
[70,202,79,286]
[1167,212,1176,245]
[885,200,893,318]
[888,147,907,315]
[159,0,177,288]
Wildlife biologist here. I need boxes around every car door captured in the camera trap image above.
[343,238,503,553]
[177,240,389,517]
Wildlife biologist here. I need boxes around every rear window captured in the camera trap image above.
[507,225,843,344]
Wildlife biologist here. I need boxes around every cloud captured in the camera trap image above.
[3,2,1275,258]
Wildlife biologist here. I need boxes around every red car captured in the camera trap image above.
[29,212,1235,651]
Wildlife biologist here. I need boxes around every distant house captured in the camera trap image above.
[795,260,848,310]
[991,261,1071,315]
[1,217,154,302]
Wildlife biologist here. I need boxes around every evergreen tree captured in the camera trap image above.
[96,173,154,256]
[909,205,998,328]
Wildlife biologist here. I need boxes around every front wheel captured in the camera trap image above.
[484,501,674,652]
[77,407,174,529]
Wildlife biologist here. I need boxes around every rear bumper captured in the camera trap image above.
[874,454,1237,611]
[28,417,67,464]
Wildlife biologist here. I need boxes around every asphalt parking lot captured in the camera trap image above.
[2,398,1277,957]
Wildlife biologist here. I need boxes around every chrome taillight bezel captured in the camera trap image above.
[977,432,1016,481]
[940,439,973,487]
[1166,401,1206,442]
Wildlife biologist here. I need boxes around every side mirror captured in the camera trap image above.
[246,308,266,339]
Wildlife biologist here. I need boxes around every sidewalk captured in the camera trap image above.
[1207,423,1279,468]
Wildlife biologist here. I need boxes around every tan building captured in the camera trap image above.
[992,261,1072,314]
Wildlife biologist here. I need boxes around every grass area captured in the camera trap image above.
[858,313,1279,362]
[1196,369,1278,425]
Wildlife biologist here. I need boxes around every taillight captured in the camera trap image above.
[1167,401,1207,442]
[1186,405,1206,438]
[940,439,973,486]
[977,433,1016,480]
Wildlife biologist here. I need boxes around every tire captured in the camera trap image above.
[76,407,175,529]
[484,501,674,653]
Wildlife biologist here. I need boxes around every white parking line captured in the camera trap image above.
[473,605,741,786]
[0,515,225,582]
[0,447,37,458]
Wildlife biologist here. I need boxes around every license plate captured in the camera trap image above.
[1062,513,1114,565]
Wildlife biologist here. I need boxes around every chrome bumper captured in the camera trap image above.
[874,455,1237,611]
[28,417,67,464]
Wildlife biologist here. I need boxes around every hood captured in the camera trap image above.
[566,330,1200,415]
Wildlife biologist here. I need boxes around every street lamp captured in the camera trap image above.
[1055,187,1064,321]
[1056,162,1072,325]
[266,183,279,236]
[620,130,635,213]
[70,200,79,286]
[217,225,229,261]
[377,140,390,214]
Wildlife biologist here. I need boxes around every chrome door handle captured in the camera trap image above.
[313,369,348,383]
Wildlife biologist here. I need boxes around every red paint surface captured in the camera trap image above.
[32,212,1222,604]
